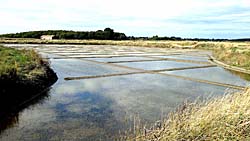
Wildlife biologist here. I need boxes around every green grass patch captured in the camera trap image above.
[0,46,47,81]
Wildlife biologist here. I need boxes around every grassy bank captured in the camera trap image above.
[0,45,57,90]
[0,46,48,80]
[132,88,250,140]
[212,46,250,70]
[193,42,250,70]
[0,45,57,107]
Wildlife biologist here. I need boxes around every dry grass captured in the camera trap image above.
[132,88,250,141]
[1,37,250,49]
[192,41,250,70]
[211,44,250,70]
[0,38,199,48]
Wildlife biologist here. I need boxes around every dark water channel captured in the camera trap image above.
[0,45,250,140]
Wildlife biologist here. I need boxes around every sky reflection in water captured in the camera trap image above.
[0,48,249,140]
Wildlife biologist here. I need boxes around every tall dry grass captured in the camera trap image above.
[132,88,250,141]
[212,46,250,70]
[0,38,200,48]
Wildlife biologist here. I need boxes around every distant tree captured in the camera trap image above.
[114,33,127,40]
[151,35,159,40]
[103,28,114,40]
[0,28,128,40]
[104,28,114,33]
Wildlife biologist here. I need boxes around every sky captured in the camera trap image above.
[0,0,250,39]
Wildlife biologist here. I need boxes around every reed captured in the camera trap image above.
[132,88,250,141]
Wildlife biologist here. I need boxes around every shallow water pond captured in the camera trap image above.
[1,45,249,141]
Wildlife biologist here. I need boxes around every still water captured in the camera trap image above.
[0,45,249,140]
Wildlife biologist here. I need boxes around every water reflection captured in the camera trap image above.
[156,55,209,62]
[50,59,137,78]
[1,45,249,140]
[117,60,204,70]
[163,67,250,87]
[0,73,232,140]
[0,88,51,134]
[227,69,250,81]
[85,57,151,62]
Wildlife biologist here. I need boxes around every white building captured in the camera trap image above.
[41,35,55,40]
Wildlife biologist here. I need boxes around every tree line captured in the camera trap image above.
[0,28,249,41]
[129,36,250,42]
[0,28,127,40]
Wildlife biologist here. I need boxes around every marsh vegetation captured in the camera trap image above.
[130,88,250,141]
[0,45,57,118]
[0,46,48,80]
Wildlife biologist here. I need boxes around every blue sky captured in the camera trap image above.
[0,0,250,38]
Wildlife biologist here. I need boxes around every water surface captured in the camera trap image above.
[1,45,249,141]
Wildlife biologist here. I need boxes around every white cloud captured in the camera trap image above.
[0,0,250,38]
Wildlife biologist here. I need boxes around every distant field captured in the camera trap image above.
[0,38,198,48]
[0,37,249,49]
